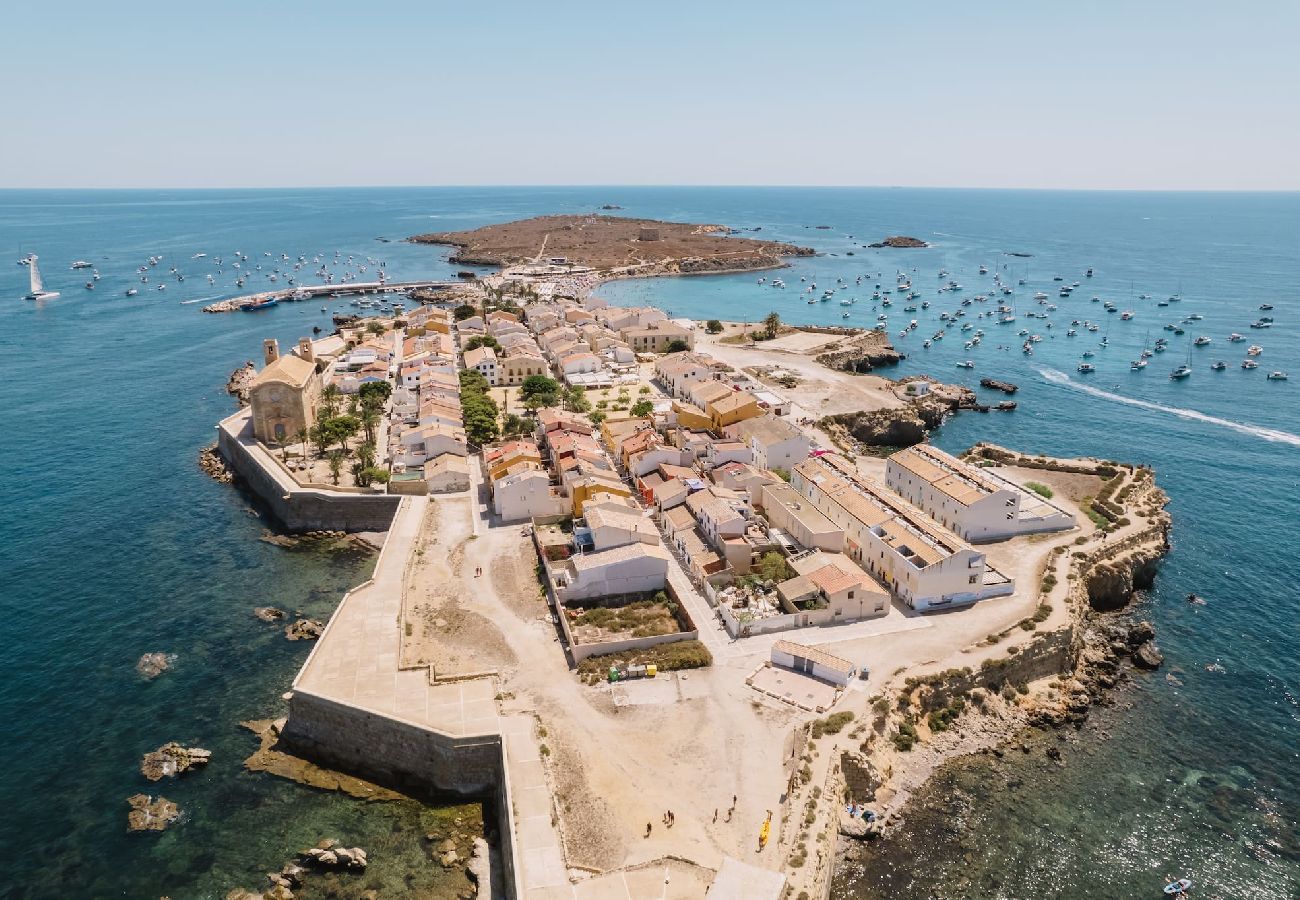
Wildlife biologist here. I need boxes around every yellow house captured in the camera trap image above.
[571,474,633,516]
[708,391,763,429]
[485,440,544,482]
[672,400,712,430]
[599,417,653,454]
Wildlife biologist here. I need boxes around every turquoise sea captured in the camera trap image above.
[1,187,1297,898]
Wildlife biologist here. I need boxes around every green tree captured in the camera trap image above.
[359,405,381,446]
[763,311,781,341]
[630,399,654,418]
[452,303,477,321]
[294,427,310,457]
[366,322,386,336]
[755,551,792,584]
[358,380,392,408]
[563,385,592,414]
[320,384,343,418]
[705,319,724,334]
[638,385,651,395]
[464,335,500,352]
[326,450,345,486]
[664,339,690,354]
[588,410,607,426]
[520,374,560,410]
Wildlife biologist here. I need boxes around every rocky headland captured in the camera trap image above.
[814,330,903,374]
[819,378,977,449]
[831,445,1173,885]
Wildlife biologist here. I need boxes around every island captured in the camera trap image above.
[867,235,929,248]
[206,219,1172,900]
[410,213,814,276]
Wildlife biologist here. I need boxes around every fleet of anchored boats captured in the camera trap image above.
[761,262,1288,384]
[16,247,413,316]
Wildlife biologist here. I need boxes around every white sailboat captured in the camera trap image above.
[24,255,60,301]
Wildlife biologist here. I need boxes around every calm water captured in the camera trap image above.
[1,187,1297,898]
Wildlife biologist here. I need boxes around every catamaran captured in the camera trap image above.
[23,255,60,301]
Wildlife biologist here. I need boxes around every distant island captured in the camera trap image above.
[868,235,929,248]
[410,214,814,276]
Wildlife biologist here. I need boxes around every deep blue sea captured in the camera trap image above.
[1,187,1297,899]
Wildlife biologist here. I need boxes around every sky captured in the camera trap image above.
[5,0,1299,190]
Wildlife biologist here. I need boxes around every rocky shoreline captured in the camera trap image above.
[826,446,1173,890]
[819,378,977,449]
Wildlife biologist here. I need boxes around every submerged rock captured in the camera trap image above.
[127,793,180,831]
[141,742,212,781]
[136,652,175,679]
[254,606,286,622]
[284,619,324,641]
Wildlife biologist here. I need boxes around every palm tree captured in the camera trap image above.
[326,451,344,486]
[294,428,310,459]
[360,406,381,446]
[321,384,342,418]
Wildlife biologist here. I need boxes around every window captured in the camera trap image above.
[847,591,855,599]
[968,575,977,584]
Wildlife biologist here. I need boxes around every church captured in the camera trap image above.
[248,338,323,444]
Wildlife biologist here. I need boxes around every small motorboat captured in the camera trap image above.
[1210,361,1226,371]
[125,288,138,296]
[1163,878,1193,896]
[1077,362,1096,373]
[1267,371,1288,381]
[956,360,975,369]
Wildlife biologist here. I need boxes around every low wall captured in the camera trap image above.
[218,411,401,532]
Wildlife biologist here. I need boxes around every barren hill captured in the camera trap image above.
[410,214,814,275]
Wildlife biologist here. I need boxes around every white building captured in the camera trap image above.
[493,468,568,522]
[463,345,498,386]
[771,640,856,687]
[885,444,1075,542]
[551,542,670,602]
[791,454,1012,611]
[724,414,811,474]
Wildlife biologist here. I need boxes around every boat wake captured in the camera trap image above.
[1037,367,1300,448]
[179,295,219,305]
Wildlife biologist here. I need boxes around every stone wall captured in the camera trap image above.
[218,413,400,532]
[281,690,520,895]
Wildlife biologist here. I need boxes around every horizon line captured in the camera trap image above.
[1,183,1299,194]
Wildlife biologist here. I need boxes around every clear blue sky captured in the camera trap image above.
[6,0,1298,190]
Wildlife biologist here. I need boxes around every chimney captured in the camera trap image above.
[296,337,315,363]
[263,339,280,365]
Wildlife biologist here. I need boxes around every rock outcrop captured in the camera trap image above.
[141,743,212,781]
[1086,545,1165,611]
[226,363,258,407]
[135,652,175,679]
[815,333,902,374]
[127,794,180,832]
[303,839,368,871]
[199,445,234,484]
[867,236,929,249]
[254,607,286,622]
[284,619,324,641]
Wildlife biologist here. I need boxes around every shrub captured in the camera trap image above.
[1032,603,1052,622]
[892,719,918,752]
[705,319,724,334]
[1025,481,1054,499]
[810,711,855,738]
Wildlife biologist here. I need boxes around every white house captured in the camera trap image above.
[551,542,670,602]
[493,468,568,522]
[724,414,811,474]
[885,444,1074,542]
[424,454,471,494]
[463,345,499,386]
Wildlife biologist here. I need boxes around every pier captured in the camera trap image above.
[202,279,464,313]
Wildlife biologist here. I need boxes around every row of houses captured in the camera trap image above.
[457,309,552,387]
[389,307,471,493]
